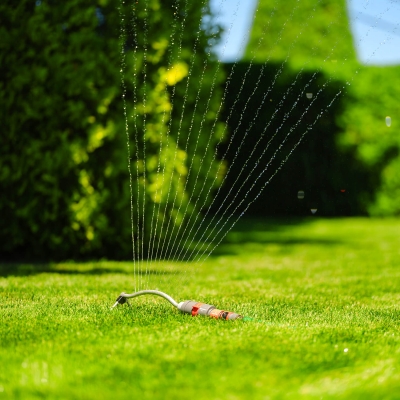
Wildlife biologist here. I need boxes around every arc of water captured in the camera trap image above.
[170,19,371,292]
[159,0,247,264]
[146,0,223,269]
[171,0,319,263]
[182,53,339,263]
[149,0,232,268]
[142,1,208,287]
[139,0,192,283]
[120,0,399,291]
[176,55,299,262]
[172,0,385,268]
[198,89,346,264]
[152,3,231,268]
[165,1,304,264]
[192,9,400,265]
[134,0,149,289]
[193,79,332,261]
[151,0,205,265]
[142,0,190,287]
[128,4,142,291]
[119,0,136,289]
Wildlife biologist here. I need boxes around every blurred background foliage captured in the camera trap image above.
[0,0,225,260]
[245,0,357,67]
[216,0,400,217]
[0,0,399,261]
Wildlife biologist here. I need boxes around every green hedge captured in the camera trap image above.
[213,63,363,217]
[0,0,226,260]
[337,65,400,216]
[236,0,400,216]
[245,0,356,68]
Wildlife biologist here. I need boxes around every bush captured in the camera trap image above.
[235,0,400,216]
[337,66,400,216]
[214,63,362,217]
[0,0,226,260]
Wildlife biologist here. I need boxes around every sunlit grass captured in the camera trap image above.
[1,217,399,399]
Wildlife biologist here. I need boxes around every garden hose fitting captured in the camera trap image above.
[112,290,242,320]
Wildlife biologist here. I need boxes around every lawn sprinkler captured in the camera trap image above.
[111,290,242,320]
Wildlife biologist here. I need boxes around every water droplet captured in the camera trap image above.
[344,348,348,353]
[297,190,305,199]
[310,209,317,214]
[386,116,391,127]
[306,93,313,99]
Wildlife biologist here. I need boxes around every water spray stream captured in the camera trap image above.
[114,0,400,316]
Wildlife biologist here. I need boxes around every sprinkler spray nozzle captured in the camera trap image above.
[111,293,131,309]
[112,290,242,320]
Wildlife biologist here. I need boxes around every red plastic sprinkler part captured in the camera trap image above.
[111,290,242,320]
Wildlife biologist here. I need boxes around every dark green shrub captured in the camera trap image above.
[215,63,362,217]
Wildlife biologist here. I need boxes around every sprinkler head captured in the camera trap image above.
[111,293,131,309]
[111,290,242,320]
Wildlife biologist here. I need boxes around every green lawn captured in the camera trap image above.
[1,218,400,399]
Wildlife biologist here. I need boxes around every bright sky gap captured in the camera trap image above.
[210,0,400,65]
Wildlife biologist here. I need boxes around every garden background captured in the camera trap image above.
[1,0,399,261]
[1,1,400,399]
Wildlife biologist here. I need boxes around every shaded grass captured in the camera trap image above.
[1,217,400,399]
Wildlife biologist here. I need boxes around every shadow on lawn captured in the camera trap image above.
[0,263,177,278]
[0,218,344,273]
[209,217,343,257]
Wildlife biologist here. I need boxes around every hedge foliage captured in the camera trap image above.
[245,0,357,68]
[337,65,400,216]
[214,63,359,217]
[0,0,226,260]
[238,0,400,216]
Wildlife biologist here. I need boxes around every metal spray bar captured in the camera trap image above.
[112,290,242,321]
